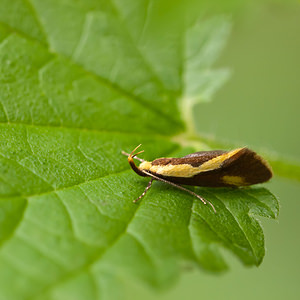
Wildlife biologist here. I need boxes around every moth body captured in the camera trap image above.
[138,147,272,187]
[122,144,273,213]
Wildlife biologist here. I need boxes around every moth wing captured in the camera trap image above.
[164,148,272,187]
[153,150,228,167]
[183,150,226,159]
[187,147,272,187]
[182,150,227,164]
[217,147,273,184]
[180,149,243,172]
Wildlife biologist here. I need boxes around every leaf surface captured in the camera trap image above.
[0,1,279,299]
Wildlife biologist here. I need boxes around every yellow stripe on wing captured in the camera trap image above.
[144,148,244,178]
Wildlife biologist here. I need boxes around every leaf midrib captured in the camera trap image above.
[0,121,176,137]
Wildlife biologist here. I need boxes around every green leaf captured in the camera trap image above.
[181,16,231,134]
[0,1,279,299]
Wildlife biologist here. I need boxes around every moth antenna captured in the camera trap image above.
[142,170,217,213]
[121,151,145,162]
[133,150,144,158]
[133,178,153,203]
[126,145,148,177]
[130,144,142,157]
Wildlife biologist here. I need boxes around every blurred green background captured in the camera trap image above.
[126,1,300,299]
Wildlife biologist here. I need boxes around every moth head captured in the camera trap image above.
[127,144,148,177]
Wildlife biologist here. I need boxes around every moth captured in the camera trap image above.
[122,144,273,213]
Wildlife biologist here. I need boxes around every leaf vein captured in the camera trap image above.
[30,184,143,299]
[206,191,257,259]
[54,191,76,236]
[0,121,170,137]
[109,0,167,89]
[24,0,48,44]
[0,152,52,189]
[0,100,9,122]
[0,24,180,127]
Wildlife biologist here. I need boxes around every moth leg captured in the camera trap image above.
[134,178,153,203]
[142,171,216,213]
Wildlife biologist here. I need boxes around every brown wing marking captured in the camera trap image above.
[152,150,228,167]
[152,148,272,187]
